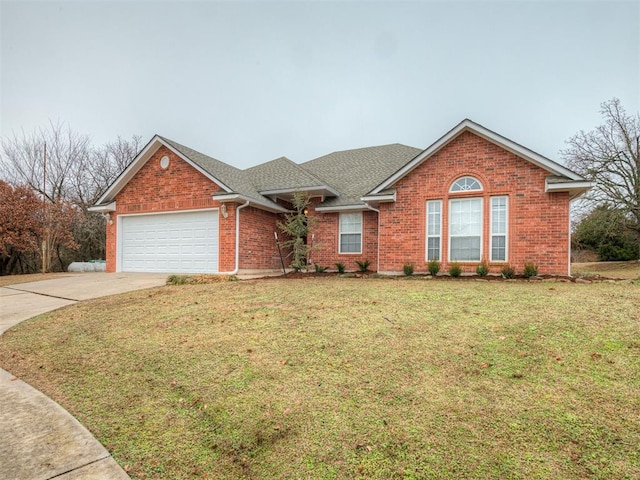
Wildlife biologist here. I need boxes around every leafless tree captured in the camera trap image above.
[0,121,142,272]
[0,120,142,208]
[562,98,640,257]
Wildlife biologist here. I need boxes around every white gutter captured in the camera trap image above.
[364,202,381,273]
[219,200,250,275]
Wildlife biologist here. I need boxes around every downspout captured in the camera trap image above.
[568,200,572,277]
[220,200,250,275]
[364,203,380,273]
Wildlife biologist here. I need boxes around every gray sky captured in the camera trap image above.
[1,0,638,169]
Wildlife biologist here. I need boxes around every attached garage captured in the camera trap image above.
[118,210,219,273]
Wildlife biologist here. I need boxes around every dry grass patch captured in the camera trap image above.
[0,278,639,479]
[572,261,640,280]
[0,272,71,287]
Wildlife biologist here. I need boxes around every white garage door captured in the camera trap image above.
[120,210,219,273]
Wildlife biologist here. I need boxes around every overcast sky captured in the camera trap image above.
[1,0,638,169]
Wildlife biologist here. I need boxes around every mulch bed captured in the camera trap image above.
[259,271,626,283]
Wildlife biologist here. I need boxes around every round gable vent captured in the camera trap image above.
[160,155,170,169]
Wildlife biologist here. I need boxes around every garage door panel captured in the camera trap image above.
[120,210,218,273]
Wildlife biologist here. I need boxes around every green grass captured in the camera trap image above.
[1,278,639,479]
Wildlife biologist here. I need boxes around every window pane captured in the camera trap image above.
[340,213,361,234]
[449,197,482,261]
[427,200,441,236]
[450,176,482,192]
[340,234,361,253]
[492,236,506,261]
[451,236,481,261]
[491,197,507,234]
[450,198,482,235]
[427,237,440,261]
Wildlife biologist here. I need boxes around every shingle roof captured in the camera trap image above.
[162,138,421,209]
[160,136,278,206]
[245,156,326,192]
[300,144,422,207]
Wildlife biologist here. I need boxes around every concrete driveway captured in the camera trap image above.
[0,272,167,480]
[0,272,168,335]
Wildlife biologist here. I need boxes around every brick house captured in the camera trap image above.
[90,119,591,275]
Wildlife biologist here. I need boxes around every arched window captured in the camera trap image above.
[450,176,482,192]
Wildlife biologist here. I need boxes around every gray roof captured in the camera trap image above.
[245,156,326,192]
[160,136,278,206]
[301,144,422,207]
[161,137,421,210]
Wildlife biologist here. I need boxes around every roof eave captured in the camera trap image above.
[259,185,339,198]
[211,193,289,213]
[315,204,368,213]
[360,191,396,203]
[545,180,594,200]
[87,201,116,213]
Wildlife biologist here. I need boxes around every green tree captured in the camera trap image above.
[277,192,317,272]
[562,98,640,258]
[573,205,639,261]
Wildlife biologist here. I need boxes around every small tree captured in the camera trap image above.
[277,192,317,272]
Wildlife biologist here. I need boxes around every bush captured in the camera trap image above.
[403,263,414,276]
[501,264,515,279]
[314,264,327,273]
[598,243,638,261]
[355,259,371,273]
[476,260,489,277]
[427,259,440,276]
[523,261,538,278]
[449,262,462,277]
[167,274,189,285]
[335,262,345,274]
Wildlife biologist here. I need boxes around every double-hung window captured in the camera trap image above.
[339,212,362,253]
[426,200,442,261]
[449,197,482,261]
[490,196,508,261]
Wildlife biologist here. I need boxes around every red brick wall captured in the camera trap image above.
[107,145,235,272]
[375,131,570,275]
[308,202,379,271]
[238,206,284,270]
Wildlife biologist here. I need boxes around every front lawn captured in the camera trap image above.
[0,278,639,479]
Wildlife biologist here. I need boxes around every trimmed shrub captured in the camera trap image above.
[427,259,440,276]
[523,261,538,278]
[476,260,490,277]
[356,259,371,273]
[403,263,414,276]
[501,264,516,279]
[449,262,462,277]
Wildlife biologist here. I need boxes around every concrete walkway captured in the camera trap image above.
[0,273,167,479]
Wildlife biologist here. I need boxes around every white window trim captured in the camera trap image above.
[425,200,442,262]
[450,176,483,193]
[448,197,483,262]
[490,196,509,262]
[338,212,363,254]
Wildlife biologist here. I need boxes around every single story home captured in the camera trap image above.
[90,119,591,276]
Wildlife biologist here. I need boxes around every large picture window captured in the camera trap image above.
[449,198,482,261]
[339,212,362,253]
[490,196,508,261]
[426,200,442,261]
